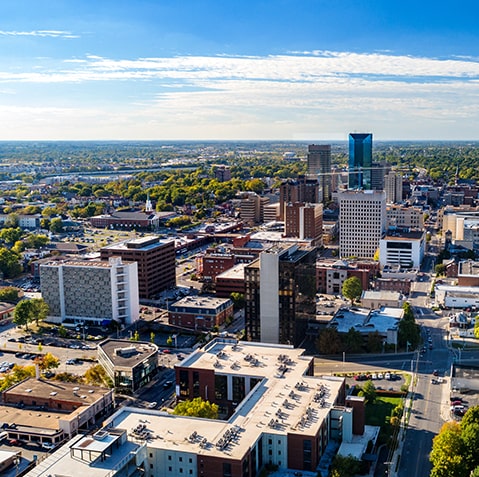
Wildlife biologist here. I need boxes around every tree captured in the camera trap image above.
[316,328,343,354]
[358,380,377,404]
[4,213,19,228]
[166,335,173,346]
[0,248,22,278]
[366,331,383,353]
[13,300,33,330]
[343,327,363,353]
[150,331,156,343]
[29,298,49,326]
[49,217,63,233]
[230,292,245,310]
[435,263,446,276]
[0,286,21,303]
[130,330,140,341]
[330,454,361,477]
[430,421,467,477]
[0,227,23,245]
[84,364,113,387]
[35,352,60,371]
[342,277,362,305]
[173,397,219,419]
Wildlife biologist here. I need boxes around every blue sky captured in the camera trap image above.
[1,0,479,141]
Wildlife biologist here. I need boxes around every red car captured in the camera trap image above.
[9,439,20,446]
[162,349,171,354]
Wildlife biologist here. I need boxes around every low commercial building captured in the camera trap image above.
[361,290,404,309]
[435,284,479,309]
[316,259,371,295]
[97,339,159,393]
[1,378,113,445]
[168,296,234,331]
[329,306,403,345]
[215,263,246,298]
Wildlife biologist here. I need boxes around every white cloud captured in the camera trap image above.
[0,30,79,38]
[1,50,479,139]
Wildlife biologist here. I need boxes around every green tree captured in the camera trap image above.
[330,454,361,477]
[435,263,446,276]
[0,227,23,245]
[230,292,245,310]
[130,330,140,341]
[150,331,156,343]
[173,397,219,419]
[366,331,383,353]
[430,421,467,477]
[24,234,49,249]
[13,300,33,330]
[166,335,173,346]
[342,277,363,305]
[398,302,421,350]
[4,213,19,228]
[344,327,363,353]
[316,328,343,354]
[50,217,63,233]
[29,298,49,326]
[58,325,68,338]
[0,286,21,303]
[358,380,377,404]
[0,248,22,278]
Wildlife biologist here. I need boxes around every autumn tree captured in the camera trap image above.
[342,277,363,305]
[29,298,49,326]
[84,364,113,387]
[35,352,60,371]
[430,421,467,477]
[0,248,22,278]
[173,397,219,419]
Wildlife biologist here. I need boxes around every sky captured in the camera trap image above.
[2,0,479,141]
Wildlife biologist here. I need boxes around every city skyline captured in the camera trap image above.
[2,1,479,141]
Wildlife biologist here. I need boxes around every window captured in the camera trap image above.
[168,455,172,461]
[168,466,172,471]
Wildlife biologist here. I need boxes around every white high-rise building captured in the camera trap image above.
[40,257,139,326]
[337,190,386,259]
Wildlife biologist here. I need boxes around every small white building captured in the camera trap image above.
[379,230,426,268]
[435,284,479,309]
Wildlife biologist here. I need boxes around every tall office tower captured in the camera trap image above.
[100,236,176,299]
[239,192,270,225]
[279,175,319,220]
[338,190,386,259]
[348,133,373,190]
[284,202,323,246]
[307,144,332,203]
[40,257,139,326]
[244,244,317,346]
[384,171,403,204]
[371,161,390,191]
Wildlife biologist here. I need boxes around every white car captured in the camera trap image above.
[147,402,158,409]
[42,442,55,450]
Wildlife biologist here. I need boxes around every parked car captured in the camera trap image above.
[41,442,55,450]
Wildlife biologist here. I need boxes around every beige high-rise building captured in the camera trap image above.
[384,171,403,204]
[337,190,386,259]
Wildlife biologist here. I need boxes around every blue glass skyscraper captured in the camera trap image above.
[348,133,372,190]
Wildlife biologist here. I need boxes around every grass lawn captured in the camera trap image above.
[365,396,404,445]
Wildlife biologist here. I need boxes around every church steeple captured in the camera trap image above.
[145,192,153,213]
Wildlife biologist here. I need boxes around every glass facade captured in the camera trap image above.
[348,133,372,190]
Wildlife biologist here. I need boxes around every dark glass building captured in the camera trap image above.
[348,133,372,190]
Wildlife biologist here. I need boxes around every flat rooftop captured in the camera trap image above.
[458,261,479,277]
[5,378,111,406]
[106,340,344,460]
[101,235,174,252]
[362,290,402,301]
[98,339,158,368]
[331,307,402,334]
[216,263,246,280]
[0,406,67,434]
[170,295,232,310]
